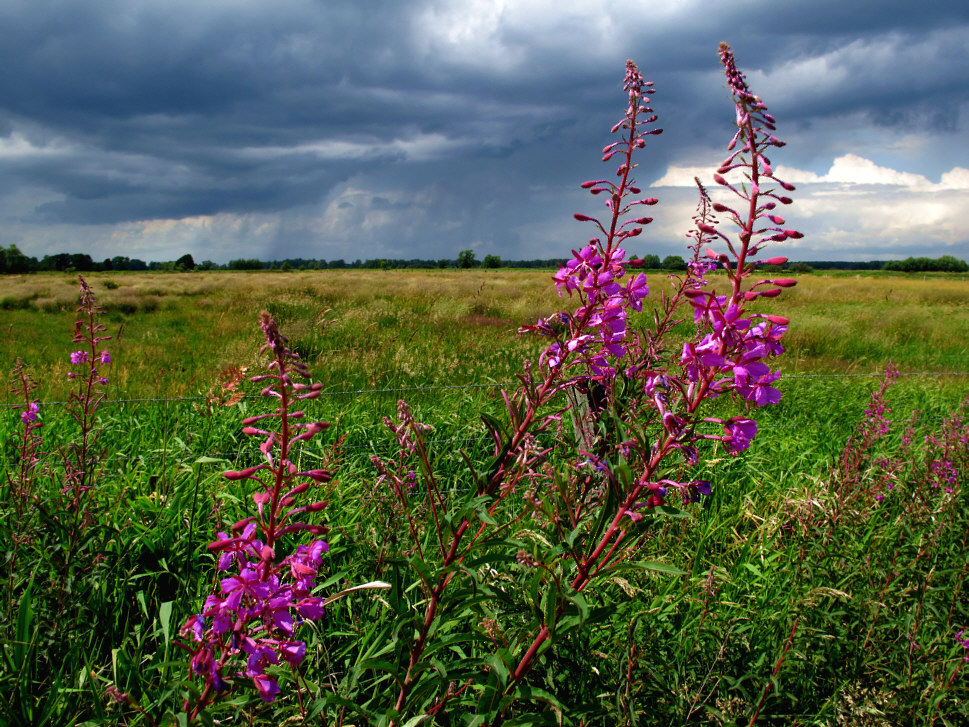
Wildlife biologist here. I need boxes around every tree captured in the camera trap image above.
[69,253,94,271]
[457,249,478,268]
[228,258,263,271]
[788,262,814,274]
[482,254,501,269]
[640,254,661,269]
[661,255,687,271]
[176,254,196,271]
[3,245,33,273]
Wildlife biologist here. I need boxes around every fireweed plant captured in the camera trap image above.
[178,312,332,718]
[64,275,113,533]
[340,46,803,724]
[6,359,43,520]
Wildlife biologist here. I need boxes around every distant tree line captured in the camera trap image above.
[881,255,968,273]
[1,243,967,275]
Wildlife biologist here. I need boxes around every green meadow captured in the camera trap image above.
[1,269,968,725]
[2,268,968,401]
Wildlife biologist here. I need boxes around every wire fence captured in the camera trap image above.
[4,369,967,471]
[3,370,968,409]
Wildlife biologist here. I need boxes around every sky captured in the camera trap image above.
[1,0,967,265]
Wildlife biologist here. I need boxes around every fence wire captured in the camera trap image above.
[4,368,966,470]
[3,370,968,409]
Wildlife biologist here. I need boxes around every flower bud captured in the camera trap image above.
[224,465,267,480]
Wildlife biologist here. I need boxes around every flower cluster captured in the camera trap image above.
[67,277,112,387]
[957,630,969,662]
[8,359,43,513]
[180,312,331,717]
[62,276,113,512]
[534,60,658,379]
[669,43,801,459]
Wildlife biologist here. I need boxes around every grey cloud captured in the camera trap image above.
[0,0,966,261]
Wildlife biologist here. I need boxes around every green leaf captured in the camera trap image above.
[402,716,435,727]
[635,561,686,576]
[654,505,691,519]
[159,600,173,644]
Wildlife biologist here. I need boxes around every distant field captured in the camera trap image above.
[3,268,968,724]
[2,268,968,403]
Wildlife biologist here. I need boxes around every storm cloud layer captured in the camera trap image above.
[1,0,967,263]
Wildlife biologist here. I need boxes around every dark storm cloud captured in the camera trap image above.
[0,0,966,261]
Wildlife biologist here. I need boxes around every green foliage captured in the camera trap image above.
[483,254,502,269]
[175,254,196,271]
[661,254,687,271]
[1,244,32,274]
[227,258,264,270]
[457,249,479,268]
[883,255,969,273]
[2,329,968,723]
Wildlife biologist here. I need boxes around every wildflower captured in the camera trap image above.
[724,418,758,454]
[180,313,331,713]
[105,685,130,704]
[21,402,39,423]
[70,351,89,365]
[956,630,969,661]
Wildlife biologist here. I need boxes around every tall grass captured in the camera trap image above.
[3,270,968,404]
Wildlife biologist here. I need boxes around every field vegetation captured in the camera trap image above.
[2,271,967,726]
[2,48,969,727]
[2,268,969,403]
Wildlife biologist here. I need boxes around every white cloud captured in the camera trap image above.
[0,131,75,159]
[648,153,969,259]
[242,132,468,162]
[411,0,699,69]
[654,154,969,192]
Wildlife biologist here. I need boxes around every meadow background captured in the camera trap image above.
[2,268,968,725]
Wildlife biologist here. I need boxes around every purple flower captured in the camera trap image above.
[679,480,712,504]
[956,630,969,660]
[182,614,206,643]
[20,402,39,423]
[724,419,758,454]
[99,351,111,365]
[253,673,281,702]
[279,640,307,667]
[70,351,89,365]
[181,312,333,715]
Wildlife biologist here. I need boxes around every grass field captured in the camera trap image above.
[2,269,968,725]
[2,269,969,402]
